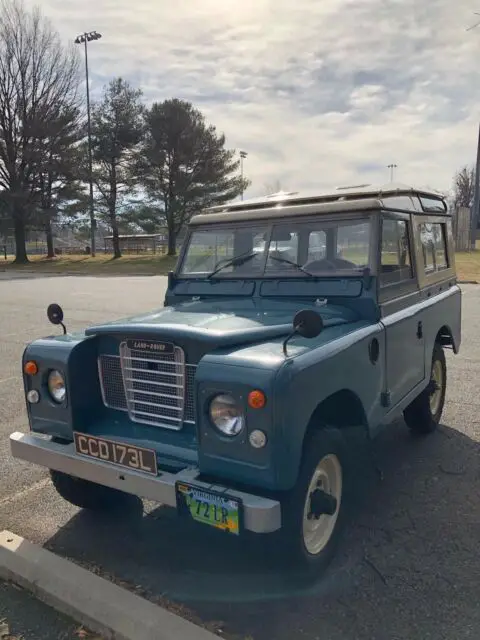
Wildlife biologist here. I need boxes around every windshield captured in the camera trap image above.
[179,217,372,278]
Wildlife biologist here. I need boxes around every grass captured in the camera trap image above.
[1,253,178,276]
[2,247,480,282]
[453,249,480,282]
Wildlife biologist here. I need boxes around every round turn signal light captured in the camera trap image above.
[248,389,266,409]
[24,361,38,376]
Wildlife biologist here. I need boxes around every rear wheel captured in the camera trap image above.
[50,470,129,511]
[275,428,349,573]
[403,343,446,434]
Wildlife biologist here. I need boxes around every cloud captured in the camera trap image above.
[31,0,479,197]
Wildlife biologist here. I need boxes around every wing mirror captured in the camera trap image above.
[283,309,323,356]
[47,303,67,335]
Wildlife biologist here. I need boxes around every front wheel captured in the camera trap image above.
[403,342,446,434]
[275,428,349,573]
[50,470,130,511]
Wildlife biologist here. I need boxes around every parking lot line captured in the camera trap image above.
[0,478,50,508]
[0,376,17,384]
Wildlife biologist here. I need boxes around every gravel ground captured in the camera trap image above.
[0,275,479,640]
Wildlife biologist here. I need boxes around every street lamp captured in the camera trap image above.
[74,30,102,257]
[387,163,397,182]
[467,15,480,249]
[240,150,248,200]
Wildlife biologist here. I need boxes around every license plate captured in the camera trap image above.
[175,482,242,535]
[73,432,158,476]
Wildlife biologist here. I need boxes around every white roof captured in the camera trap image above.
[209,183,445,212]
[190,183,447,226]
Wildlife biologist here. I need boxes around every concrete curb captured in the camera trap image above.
[0,530,219,640]
[458,280,479,284]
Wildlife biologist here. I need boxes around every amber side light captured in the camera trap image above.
[24,361,38,376]
[248,390,266,409]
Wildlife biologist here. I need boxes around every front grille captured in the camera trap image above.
[98,343,196,429]
[97,355,127,411]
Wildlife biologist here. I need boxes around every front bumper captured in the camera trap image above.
[9,432,281,534]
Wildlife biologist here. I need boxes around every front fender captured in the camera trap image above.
[22,332,102,440]
[273,321,385,490]
[195,351,281,489]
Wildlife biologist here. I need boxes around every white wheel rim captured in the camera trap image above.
[429,359,443,415]
[302,454,342,556]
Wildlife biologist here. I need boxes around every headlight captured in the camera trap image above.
[209,394,244,436]
[47,370,66,403]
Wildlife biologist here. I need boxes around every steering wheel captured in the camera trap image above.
[304,257,358,271]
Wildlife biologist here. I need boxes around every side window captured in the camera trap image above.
[419,222,448,274]
[380,218,413,286]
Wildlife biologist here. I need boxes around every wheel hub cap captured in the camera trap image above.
[302,454,342,556]
[308,488,338,518]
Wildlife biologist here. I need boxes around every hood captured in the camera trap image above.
[84,298,359,349]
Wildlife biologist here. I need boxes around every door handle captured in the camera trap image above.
[417,321,423,339]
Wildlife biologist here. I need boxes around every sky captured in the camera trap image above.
[28,0,480,199]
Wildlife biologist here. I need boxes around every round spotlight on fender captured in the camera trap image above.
[27,390,40,404]
[249,430,267,449]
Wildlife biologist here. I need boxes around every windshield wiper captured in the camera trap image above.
[206,251,257,279]
[268,255,314,277]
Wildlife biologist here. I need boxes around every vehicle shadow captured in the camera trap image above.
[44,420,480,639]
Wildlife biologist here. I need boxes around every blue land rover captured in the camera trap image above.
[10,183,461,572]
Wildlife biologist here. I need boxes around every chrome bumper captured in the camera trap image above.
[9,432,281,534]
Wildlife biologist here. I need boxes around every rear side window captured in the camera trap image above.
[419,222,448,274]
[418,195,446,213]
[380,218,413,286]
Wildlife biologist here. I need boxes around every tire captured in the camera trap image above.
[50,470,129,511]
[403,342,446,435]
[274,428,350,573]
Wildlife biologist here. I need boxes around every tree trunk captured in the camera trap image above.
[13,214,28,264]
[167,226,176,256]
[109,167,121,259]
[110,212,121,259]
[45,218,55,258]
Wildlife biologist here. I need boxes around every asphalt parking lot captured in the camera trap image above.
[1,274,480,640]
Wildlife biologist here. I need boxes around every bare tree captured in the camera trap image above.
[453,165,475,210]
[0,0,81,263]
[35,106,84,257]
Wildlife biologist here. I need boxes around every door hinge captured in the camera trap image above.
[381,391,391,407]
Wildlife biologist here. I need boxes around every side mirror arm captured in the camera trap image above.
[282,330,297,357]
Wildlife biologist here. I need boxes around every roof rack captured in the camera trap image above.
[205,183,447,215]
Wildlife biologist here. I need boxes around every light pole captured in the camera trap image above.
[75,30,102,256]
[240,150,248,200]
[387,163,397,182]
[467,15,480,249]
